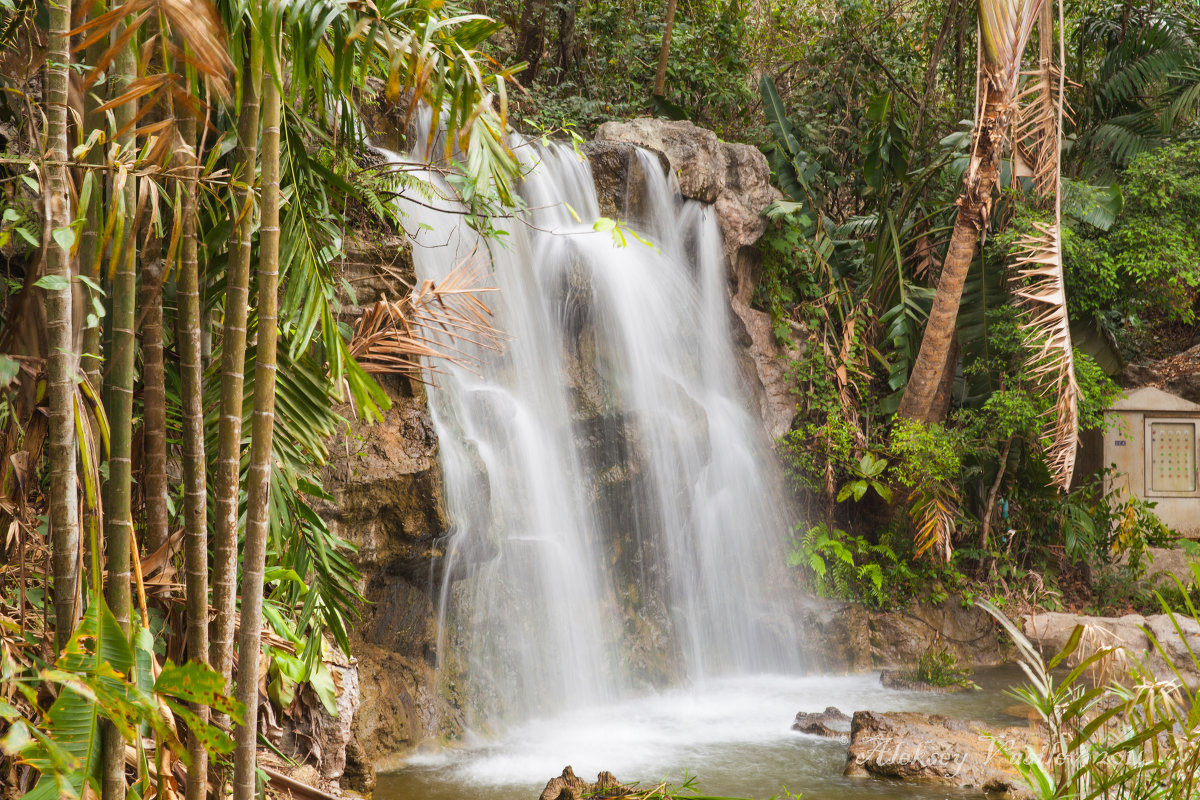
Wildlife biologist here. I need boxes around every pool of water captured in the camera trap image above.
[377,666,1030,800]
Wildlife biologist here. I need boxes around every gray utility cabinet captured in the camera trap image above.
[1104,386,1200,537]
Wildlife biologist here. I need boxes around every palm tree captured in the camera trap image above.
[231,51,284,800]
[100,32,139,800]
[896,0,1044,426]
[44,0,81,655]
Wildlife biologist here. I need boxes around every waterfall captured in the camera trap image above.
[388,134,803,728]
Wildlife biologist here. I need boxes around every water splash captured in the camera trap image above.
[387,133,803,727]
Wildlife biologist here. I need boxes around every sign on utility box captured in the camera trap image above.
[1104,386,1200,538]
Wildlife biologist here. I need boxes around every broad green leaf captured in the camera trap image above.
[34,275,70,292]
[308,661,339,716]
[154,660,243,722]
[51,226,76,251]
[0,355,19,386]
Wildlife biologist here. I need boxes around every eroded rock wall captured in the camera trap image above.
[320,234,463,789]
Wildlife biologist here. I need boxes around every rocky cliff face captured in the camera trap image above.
[319,234,463,790]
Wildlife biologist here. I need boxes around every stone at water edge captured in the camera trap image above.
[791,706,852,739]
[844,711,1042,799]
[539,766,630,800]
[879,669,973,693]
[1023,611,1200,687]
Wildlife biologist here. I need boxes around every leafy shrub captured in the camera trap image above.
[901,639,975,689]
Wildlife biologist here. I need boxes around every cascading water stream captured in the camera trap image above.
[384,133,804,729]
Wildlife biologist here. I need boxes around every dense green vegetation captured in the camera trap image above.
[1,0,513,795]
[492,0,1200,614]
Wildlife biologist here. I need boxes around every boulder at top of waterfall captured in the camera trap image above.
[539,766,630,800]
[792,706,852,739]
[594,119,777,267]
[844,711,1041,799]
[593,118,796,440]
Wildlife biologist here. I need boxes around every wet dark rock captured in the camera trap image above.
[539,766,630,800]
[845,711,1041,798]
[581,140,670,220]
[791,706,852,739]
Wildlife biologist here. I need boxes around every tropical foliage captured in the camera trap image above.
[1,0,514,794]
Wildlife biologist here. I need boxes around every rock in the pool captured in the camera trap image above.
[791,706,853,739]
[844,711,1042,798]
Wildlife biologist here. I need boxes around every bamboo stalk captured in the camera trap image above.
[211,30,263,713]
[101,18,139,800]
[177,106,211,800]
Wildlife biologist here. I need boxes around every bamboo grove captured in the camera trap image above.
[0,0,519,796]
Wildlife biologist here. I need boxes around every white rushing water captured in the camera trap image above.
[379,668,1027,800]
[387,131,804,728]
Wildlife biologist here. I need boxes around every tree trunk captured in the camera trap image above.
[232,70,283,800]
[211,36,262,714]
[912,0,958,149]
[101,32,138,800]
[515,0,548,83]
[653,0,679,97]
[141,252,168,553]
[895,84,1007,425]
[177,111,210,800]
[44,0,79,655]
[554,0,576,84]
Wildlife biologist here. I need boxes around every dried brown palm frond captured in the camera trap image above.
[70,0,232,148]
[1009,222,1079,490]
[1013,64,1072,199]
[348,258,504,382]
[911,485,957,562]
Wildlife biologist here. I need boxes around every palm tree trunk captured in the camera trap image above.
[101,32,138,800]
[141,255,168,553]
[79,19,106,391]
[895,85,1008,424]
[232,70,283,800]
[44,0,79,655]
[177,111,210,800]
[211,35,262,708]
